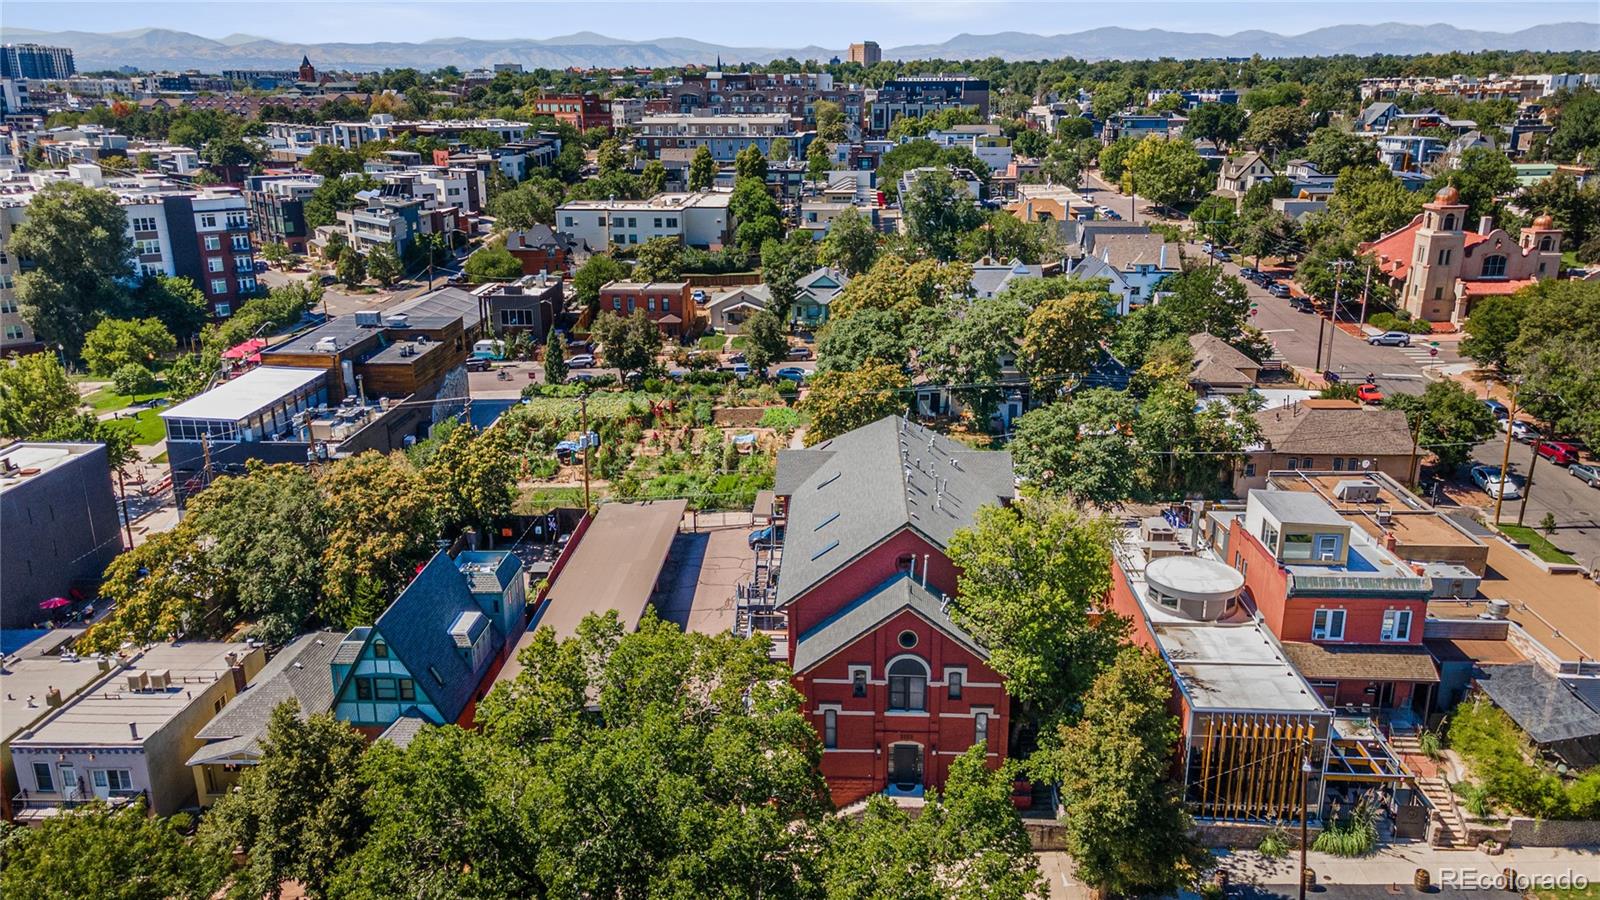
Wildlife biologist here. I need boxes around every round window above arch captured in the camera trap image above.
[898,630,918,649]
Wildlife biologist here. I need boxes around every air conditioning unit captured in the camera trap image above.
[147,669,171,690]
[354,310,383,327]
[126,671,149,692]
[1335,479,1380,503]
[313,336,340,353]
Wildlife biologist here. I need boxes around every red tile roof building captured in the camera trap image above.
[1359,186,1563,325]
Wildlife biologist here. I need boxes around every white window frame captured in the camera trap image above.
[1313,608,1347,642]
[1381,608,1412,643]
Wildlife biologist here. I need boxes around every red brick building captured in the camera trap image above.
[530,93,609,131]
[771,416,1016,806]
[597,281,696,337]
[504,225,575,275]
[1228,487,1438,714]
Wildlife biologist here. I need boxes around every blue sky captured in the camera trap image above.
[7,1,1597,46]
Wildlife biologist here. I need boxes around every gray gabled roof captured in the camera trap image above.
[188,630,344,763]
[793,574,986,673]
[774,416,1013,607]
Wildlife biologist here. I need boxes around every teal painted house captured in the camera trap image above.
[792,267,849,330]
[330,549,525,736]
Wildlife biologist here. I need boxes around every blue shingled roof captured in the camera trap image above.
[374,551,507,723]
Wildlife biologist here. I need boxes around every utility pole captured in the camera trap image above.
[1492,380,1519,524]
[115,469,135,549]
[1357,262,1373,328]
[579,390,592,512]
[1408,413,1426,487]
[1314,316,1327,373]
[1325,259,1352,378]
[200,433,213,489]
[1518,438,1542,527]
[1299,748,1314,900]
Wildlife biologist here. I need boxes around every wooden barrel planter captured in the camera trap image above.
[1414,868,1431,890]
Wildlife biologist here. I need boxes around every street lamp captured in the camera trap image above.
[1300,752,1315,900]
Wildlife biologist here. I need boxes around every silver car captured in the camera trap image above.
[1570,463,1600,488]
[1367,331,1412,347]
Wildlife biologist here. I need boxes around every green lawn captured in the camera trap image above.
[1496,523,1578,564]
[107,408,167,446]
[696,334,727,351]
[152,450,169,464]
[1537,885,1599,900]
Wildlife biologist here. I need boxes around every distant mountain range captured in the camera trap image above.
[1,23,1596,73]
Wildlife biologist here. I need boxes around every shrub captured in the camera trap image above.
[759,406,801,433]
[1311,800,1378,857]
[1419,729,1443,760]
[1256,824,1293,859]
[1447,696,1600,819]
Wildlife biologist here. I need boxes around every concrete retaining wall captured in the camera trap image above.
[1506,817,1600,847]
[1192,821,1323,849]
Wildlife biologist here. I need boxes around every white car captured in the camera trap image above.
[1500,419,1540,442]
[1471,465,1523,500]
[566,354,596,368]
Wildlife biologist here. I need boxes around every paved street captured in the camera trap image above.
[1471,434,1600,570]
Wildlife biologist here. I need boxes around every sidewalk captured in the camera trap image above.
[1217,843,1600,887]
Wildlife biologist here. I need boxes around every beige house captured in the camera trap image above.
[1236,399,1415,494]
[1217,151,1275,199]
[1188,333,1261,394]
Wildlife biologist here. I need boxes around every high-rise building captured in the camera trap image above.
[0,44,76,80]
[847,41,881,66]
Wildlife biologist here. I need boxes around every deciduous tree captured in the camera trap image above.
[1383,379,1497,475]
[817,205,879,275]
[0,352,81,437]
[1123,136,1210,209]
[800,362,909,444]
[687,145,716,191]
[365,242,403,288]
[12,181,135,357]
[1019,289,1115,394]
[81,317,176,376]
[0,798,222,900]
[1010,390,1141,507]
[464,242,522,283]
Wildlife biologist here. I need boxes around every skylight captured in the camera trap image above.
[811,540,840,561]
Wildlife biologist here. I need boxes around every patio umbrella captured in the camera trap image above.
[39,597,71,610]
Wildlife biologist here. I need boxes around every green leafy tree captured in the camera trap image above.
[1431,147,1518,225]
[303,174,380,230]
[318,451,440,626]
[1097,136,1141,182]
[1548,88,1600,163]
[768,136,793,162]
[80,317,175,376]
[1242,105,1314,159]
[1185,103,1247,147]
[1012,127,1048,158]
[1242,175,1295,212]
[760,230,817,322]
[1384,379,1497,475]
[743,309,790,373]
[1506,280,1600,447]
[814,99,848,142]
[0,798,222,900]
[687,145,717,191]
[912,295,1028,422]
[730,177,782,253]
[465,242,523,283]
[815,307,909,373]
[1317,165,1424,244]
[800,362,909,444]
[902,167,984,261]
[12,181,135,357]
[1243,82,1306,111]
[543,327,567,384]
[134,275,210,339]
[1024,288,1113,390]
[572,253,627,317]
[595,137,630,175]
[335,246,367,288]
[1302,127,1377,175]
[110,362,156,399]
[365,242,403,288]
[198,703,370,900]
[1046,648,1205,898]
[806,139,832,184]
[946,497,1127,749]
[818,205,879,275]
[958,211,1051,264]
[303,144,364,177]
[0,352,80,438]
[260,241,291,267]
[1123,136,1210,210]
[486,175,566,230]
[828,254,971,321]
[735,143,768,181]
[1461,292,1531,372]
[424,425,518,535]
[1010,389,1142,507]
[1521,171,1600,247]
[821,748,1044,900]
[162,351,215,402]
[639,158,667,195]
[631,235,682,281]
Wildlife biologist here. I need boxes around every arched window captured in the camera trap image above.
[1539,236,1554,252]
[1441,214,1457,232]
[888,657,928,711]
[1481,255,1507,278]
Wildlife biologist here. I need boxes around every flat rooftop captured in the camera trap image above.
[1115,529,1328,715]
[1,653,110,744]
[559,190,731,210]
[528,500,688,642]
[1269,472,1483,551]
[0,442,101,493]
[13,642,253,747]
[160,366,325,423]
[1427,539,1600,664]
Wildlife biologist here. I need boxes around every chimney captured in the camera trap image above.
[1384,532,1398,552]
[229,659,247,693]
[45,687,62,708]
[1478,215,1494,235]
[129,722,139,740]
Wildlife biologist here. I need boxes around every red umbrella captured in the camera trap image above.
[39,597,71,610]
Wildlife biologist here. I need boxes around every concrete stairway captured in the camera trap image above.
[1415,775,1471,848]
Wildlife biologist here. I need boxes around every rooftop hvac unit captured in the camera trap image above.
[384,313,410,328]
[354,310,383,327]
[313,336,340,352]
[147,669,171,690]
[1335,479,1380,503]
[125,671,149,692]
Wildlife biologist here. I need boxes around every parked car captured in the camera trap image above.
[1356,383,1384,404]
[775,366,808,382]
[1502,419,1540,442]
[1268,283,1292,298]
[1289,297,1314,313]
[566,353,596,368]
[748,525,780,548]
[1482,399,1509,420]
[1239,266,1260,279]
[726,352,747,364]
[787,346,813,360]
[1367,331,1412,347]
[566,373,596,384]
[1569,462,1600,488]
[733,363,751,378]
[1211,249,1232,262]
[465,357,492,372]
[1536,441,1582,466]
[1471,465,1523,500]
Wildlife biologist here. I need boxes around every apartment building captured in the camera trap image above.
[922,124,1012,171]
[245,173,323,255]
[1,44,75,80]
[0,443,122,630]
[868,77,989,134]
[848,41,882,66]
[634,114,798,161]
[0,165,257,352]
[529,93,608,131]
[557,190,735,251]
[666,72,866,132]
[597,281,696,337]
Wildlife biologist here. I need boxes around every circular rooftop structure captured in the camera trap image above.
[1144,555,1244,621]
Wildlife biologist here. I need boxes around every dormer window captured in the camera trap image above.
[373,640,389,659]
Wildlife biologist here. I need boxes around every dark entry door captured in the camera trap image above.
[889,744,923,791]
[1376,682,1396,709]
